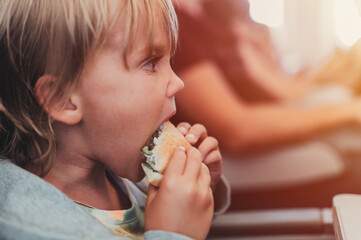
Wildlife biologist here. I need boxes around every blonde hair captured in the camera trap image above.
[0,0,178,176]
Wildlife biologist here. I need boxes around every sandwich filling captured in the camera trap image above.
[141,121,191,186]
[141,124,166,173]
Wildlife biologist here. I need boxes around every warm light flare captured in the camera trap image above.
[335,0,361,47]
[354,0,361,15]
[248,0,284,28]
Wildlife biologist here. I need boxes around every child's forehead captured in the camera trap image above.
[130,26,170,56]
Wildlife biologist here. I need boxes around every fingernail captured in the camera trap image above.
[186,134,196,142]
[179,127,187,134]
[178,146,186,151]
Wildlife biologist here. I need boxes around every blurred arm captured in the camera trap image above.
[175,60,358,154]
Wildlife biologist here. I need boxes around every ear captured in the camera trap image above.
[35,75,83,125]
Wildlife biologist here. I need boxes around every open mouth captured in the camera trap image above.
[142,127,161,156]
[141,123,167,173]
[142,110,175,156]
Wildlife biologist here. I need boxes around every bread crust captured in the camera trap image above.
[153,121,190,173]
[142,121,191,186]
[141,163,163,186]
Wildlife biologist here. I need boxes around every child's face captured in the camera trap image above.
[75,10,184,181]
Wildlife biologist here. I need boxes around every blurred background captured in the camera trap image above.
[250,0,361,74]
[172,0,361,212]
[231,0,361,210]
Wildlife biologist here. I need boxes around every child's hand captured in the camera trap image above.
[177,122,222,192]
[145,147,214,240]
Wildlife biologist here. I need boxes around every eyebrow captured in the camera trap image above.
[130,43,169,66]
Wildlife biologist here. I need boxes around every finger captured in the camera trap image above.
[183,147,203,179]
[146,184,158,208]
[199,164,213,199]
[203,150,223,191]
[185,124,208,145]
[163,146,187,178]
[198,136,219,159]
[176,122,191,135]
[199,163,211,188]
[203,150,222,169]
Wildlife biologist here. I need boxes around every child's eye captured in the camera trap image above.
[143,57,160,72]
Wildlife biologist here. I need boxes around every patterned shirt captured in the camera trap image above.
[75,177,146,239]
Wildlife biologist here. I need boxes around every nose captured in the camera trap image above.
[166,69,184,98]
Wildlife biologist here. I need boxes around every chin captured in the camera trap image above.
[127,165,146,182]
[134,174,146,183]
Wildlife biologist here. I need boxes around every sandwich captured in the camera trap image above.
[141,121,191,186]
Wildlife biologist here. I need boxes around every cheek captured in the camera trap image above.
[124,87,166,124]
[79,70,167,156]
[81,94,163,156]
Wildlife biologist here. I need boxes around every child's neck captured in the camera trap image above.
[42,156,131,211]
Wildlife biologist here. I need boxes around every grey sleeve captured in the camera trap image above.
[145,231,194,240]
[214,175,231,216]
[0,220,193,240]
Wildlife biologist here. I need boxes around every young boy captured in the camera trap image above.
[0,0,229,239]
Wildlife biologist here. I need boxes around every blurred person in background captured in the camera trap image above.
[172,0,361,155]
[313,39,361,95]
[171,0,361,209]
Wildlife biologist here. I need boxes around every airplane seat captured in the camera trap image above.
[332,194,361,240]
[223,140,345,192]
[208,207,335,239]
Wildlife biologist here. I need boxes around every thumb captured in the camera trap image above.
[146,184,158,208]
